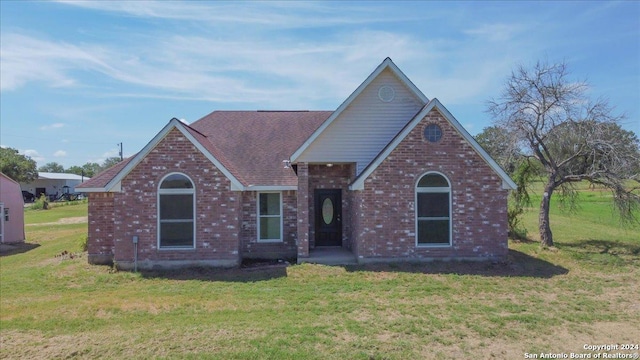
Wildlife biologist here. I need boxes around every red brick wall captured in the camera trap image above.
[354,108,509,260]
[308,164,355,249]
[110,128,240,268]
[239,190,298,259]
[87,192,115,265]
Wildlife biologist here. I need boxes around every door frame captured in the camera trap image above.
[314,189,342,247]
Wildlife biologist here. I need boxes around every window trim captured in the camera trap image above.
[157,172,196,250]
[257,191,283,243]
[415,171,452,247]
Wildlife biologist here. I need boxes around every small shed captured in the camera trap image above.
[20,172,90,200]
[0,173,25,244]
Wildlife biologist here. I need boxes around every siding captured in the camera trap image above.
[296,69,425,174]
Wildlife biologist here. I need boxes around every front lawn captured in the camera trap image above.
[1,190,638,359]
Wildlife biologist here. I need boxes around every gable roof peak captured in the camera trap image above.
[290,58,429,163]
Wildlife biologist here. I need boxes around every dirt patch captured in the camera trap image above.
[26,216,87,227]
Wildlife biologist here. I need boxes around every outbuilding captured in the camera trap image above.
[0,173,25,244]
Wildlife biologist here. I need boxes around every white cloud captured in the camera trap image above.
[39,123,65,131]
[0,4,539,109]
[53,150,67,157]
[55,1,424,29]
[20,149,45,163]
[0,34,114,91]
[464,23,525,42]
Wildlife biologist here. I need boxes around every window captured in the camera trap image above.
[424,124,442,142]
[257,192,282,242]
[4,208,8,221]
[416,172,451,246]
[158,173,195,249]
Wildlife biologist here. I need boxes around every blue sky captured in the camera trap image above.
[1,1,638,168]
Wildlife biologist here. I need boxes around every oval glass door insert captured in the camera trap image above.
[322,198,334,225]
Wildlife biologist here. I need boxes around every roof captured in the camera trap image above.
[78,58,514,192]
[38,172,91,181]
[0,172,21,186]
[76,157,133,190]
[349,99,517,191]
[78,112,330,192]
[190,111,331,187]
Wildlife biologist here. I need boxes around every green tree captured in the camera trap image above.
[38,162,65,173]
[474,125,522,174]
[488,60,640,247]
[82,162,102,177]
[101,157,121,171]
[0,147,38,182]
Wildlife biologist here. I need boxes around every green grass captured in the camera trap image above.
[1,187,638,359]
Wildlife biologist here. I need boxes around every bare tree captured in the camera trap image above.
[488,60,640,247]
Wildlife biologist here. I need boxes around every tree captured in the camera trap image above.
[475,125,522,174]
[488,60,640,247]
[0,147,38,183]
[101,157,121,170]
[82,162,102,177]
[39,162,65,173]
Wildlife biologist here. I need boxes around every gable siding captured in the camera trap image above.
[296,69,424,174]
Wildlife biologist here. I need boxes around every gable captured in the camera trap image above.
[291,58,428,174]
[350,99,517,191]
[78,119,244,192]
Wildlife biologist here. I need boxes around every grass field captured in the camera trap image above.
[1,187,638,359]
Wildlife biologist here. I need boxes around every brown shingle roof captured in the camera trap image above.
[76,156,134,189]
[190,111,331,187]
[78,111,331,190]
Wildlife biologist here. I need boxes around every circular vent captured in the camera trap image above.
[378,85,395,102]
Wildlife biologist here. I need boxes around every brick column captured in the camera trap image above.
[297,163,310,259]
[87,193,115,265]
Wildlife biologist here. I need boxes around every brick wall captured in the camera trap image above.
[87,192,115,265]
[308,164,355,249]
[110,128,240,269]
[239,190,298,259]
[354,108,509,260]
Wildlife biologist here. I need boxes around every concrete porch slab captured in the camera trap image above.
[298,246,357,265]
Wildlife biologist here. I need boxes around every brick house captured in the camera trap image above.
[77,58,516,269]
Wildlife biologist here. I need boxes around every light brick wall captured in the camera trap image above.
[87,192,115,265]
[239,190,298,259]
[354,108,509,260]
[110,128,240,268]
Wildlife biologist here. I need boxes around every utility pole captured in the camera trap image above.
[118,142,123,161]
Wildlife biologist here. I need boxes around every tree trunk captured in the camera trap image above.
[539,180,555,247]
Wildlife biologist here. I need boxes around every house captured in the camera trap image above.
[21,172,90,200]
[77,58,516,269]
[0,173,25,244]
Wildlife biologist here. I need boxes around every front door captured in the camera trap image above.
[314,189,342,246]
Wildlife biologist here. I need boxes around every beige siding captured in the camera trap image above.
[296,69,425,174]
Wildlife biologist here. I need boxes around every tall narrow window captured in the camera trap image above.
[258,192,282,242]
[158,173,195,249]
[416,172,451,246]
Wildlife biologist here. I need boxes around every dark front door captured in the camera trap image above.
[315,189,342,246]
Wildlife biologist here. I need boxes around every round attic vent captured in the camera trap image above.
[378,85,395,102]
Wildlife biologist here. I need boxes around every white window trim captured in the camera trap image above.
[257,191,283,243]
[157,172,196,250]
[415,171,452,247]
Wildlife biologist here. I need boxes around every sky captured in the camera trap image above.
[1,0,639,169]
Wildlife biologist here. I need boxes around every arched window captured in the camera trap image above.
[158,173,195,249]
[416,172,451,246]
